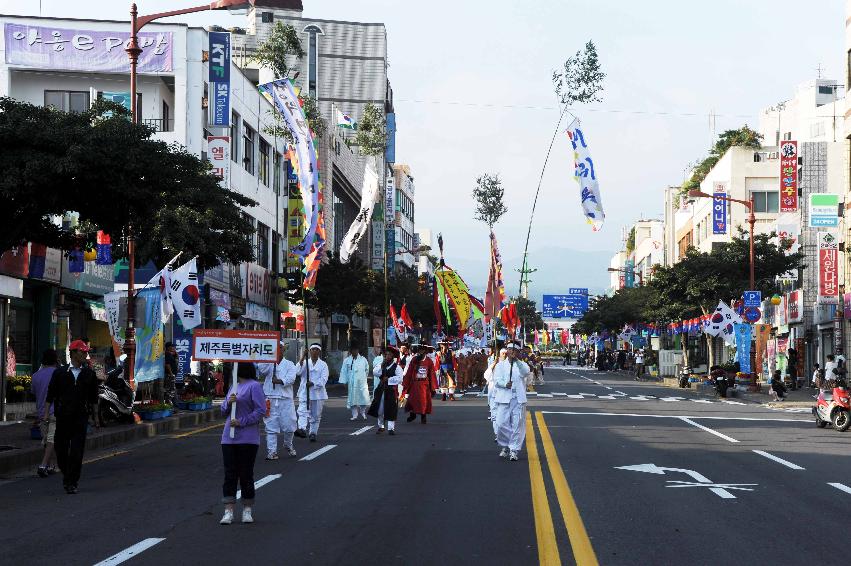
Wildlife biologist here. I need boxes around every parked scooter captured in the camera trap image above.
[710,366,729,398]
[813,378,851,432]
[678,366,693,388]
[98,359,135,425]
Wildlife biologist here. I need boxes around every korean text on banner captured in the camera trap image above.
[192,330,280,363]
[135,288,164,384]
[258,80,319,258]
[734,323,752,375]
[4,24,172,73]
[818,232,839,299]
[340,160,380,263]
[172,319,192,384]
[208,31,230,127]
[566,120,605,231]
[712,182,727,235]
[206,136,230,187]
[779,140,798,212]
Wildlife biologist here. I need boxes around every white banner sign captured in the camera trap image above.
[340,160,380,263]
[206,136,230,187]
[192,329,280,362]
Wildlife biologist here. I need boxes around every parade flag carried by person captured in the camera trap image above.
[340,160,379,263]
[566,120,605,231]
[484,231,506,322]
[400,303,414,330]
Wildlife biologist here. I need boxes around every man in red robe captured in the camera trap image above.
[402,344,438,424]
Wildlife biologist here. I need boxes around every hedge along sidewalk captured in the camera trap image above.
[0,407,225,477]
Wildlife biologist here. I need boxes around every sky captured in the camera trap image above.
[2,0,846,296]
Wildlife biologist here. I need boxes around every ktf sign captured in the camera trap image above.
[246,264,271,306]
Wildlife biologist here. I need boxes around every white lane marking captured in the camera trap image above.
[691,399,714,404]
[237,473,282,500]
[604,386,613,390]
[679,417,739,443]
[299,444,337,461]
[721,400,748,405]
[94,538,166,566]
[350,426,374,436]
[552,392,568,396]
[540,410,809,423]
[752,450,805,470]
[615,391,627,396]
[537,393,553,398]
[828,482,851,495]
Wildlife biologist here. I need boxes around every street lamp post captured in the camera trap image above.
[688,189,756,290]
[607,267,644,287]
[122,1,250,383]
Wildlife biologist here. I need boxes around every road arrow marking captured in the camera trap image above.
[829,482,851,495]
[615,463,754,499]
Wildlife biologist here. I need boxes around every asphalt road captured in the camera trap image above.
[2,365,849,566]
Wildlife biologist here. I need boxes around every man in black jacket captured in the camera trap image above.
[46,339,98,494]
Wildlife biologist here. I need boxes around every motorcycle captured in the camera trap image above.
[813,379,851,432]
[678,366,693,388]
[183,370,214,398]
[98,363,135,425]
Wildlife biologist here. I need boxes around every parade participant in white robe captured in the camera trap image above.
[259,344,298,459]
[339,343,371,420]
[295,344,329,442]
[493,343,530,461]
[484,348,507,439]
[368,346,404,434]
[397,343,413,397]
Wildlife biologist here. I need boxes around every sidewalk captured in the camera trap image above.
[0,406,224,477]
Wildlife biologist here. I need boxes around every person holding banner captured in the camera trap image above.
[258,342,298,460]
[220,363,265,525]
[296,344,329,442]
[368,346,404,434]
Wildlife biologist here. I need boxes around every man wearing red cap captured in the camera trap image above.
[46,339,99,494]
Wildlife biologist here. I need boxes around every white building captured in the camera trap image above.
[416,227,434,278]
[759,79,844,147]
[392,164,416,271]
[632,219,664,283]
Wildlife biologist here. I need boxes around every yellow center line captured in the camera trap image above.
[536,412,599,566]
[526,412,562,566]
[172,422,224,439]
[83,450,128,464]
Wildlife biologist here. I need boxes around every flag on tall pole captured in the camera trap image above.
[168,257,202,330]
[484,231,506,322]
[400,303,414,329]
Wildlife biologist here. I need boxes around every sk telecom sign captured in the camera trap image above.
[208,31,231,127]
[779,141,798,212]
[809,193,840,228]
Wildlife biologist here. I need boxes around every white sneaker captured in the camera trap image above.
[350,416,358,421]
[509,451,519,461]
[265,452,279,460]
[220,509,234,525]
[287,447,297,457]
[361,414,367,420]
[241,508,254,523]
[499,447,509,458]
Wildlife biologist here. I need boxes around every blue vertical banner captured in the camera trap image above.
[713,187,727,234]
[135,288,164,384]
[624,259,635,288]
[172,317,193,384]
[734,323,752,375]
[208,31,231,127]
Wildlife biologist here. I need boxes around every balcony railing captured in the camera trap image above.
[142,118,174,133]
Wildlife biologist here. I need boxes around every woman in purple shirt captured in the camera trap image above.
[220,363,265,525]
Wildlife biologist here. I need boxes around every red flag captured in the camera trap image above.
[400,303,414,329]
[484,231,506,322]
[389,303,402,332]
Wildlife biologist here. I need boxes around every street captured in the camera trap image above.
[2,365,847,566]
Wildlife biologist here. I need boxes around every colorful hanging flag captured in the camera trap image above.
[215,306,231,323]
[484,231,506,322]
[705,301,742,345]
[96,231,112,265]
[734,323,753,374]
[134,287,164,384]
[259,79,320,258]
[566,119,605,231]
[400,303,414,330]
[435,266,473,332]
[340,159,379,263]
[335,108,357,130]
[168,258,202,330]
[29,243,47,279]
[389,303,402,333]
[148,254,178,325]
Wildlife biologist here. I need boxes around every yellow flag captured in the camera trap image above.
[435,268,472,332]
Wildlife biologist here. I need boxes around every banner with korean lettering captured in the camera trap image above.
[779,140,798,212]
[712,182,727,234]
[172,318,193,384]
[4,23,172,73]
[206,136,230,187]
[208,31,230,127]
[818,231,839,299]
[566,119,605,231]
[734,323,752,375]
[135,288,164,384]
[434,267,472,332]
[192,329,280,363]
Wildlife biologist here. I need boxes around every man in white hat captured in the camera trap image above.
[296,343,329,442]
[258,341,298,459]
[492,342,530,461]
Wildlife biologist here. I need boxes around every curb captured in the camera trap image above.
[0,408,224,477]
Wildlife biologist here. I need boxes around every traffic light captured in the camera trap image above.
[280,270,304,305]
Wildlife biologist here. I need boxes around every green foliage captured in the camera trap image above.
[513,296,544,333]
[300,94,327,140]
[308,252,377,319]
[681,126,762,194]
[472,173,508,230]
[572,286,653,335]
[353,103,386,156]
[553,40,606,105]
[388,269,435,328]
[625,227,636,254]
[0,97,256,269]
[250,22,304,80]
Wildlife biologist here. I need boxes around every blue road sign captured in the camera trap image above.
[543,293,589,319]
[743,291,761,308]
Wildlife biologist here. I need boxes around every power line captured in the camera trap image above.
[394,98,756,119]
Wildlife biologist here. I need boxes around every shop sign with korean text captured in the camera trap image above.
[712,182,727,235]
[779,140,798,212]
[809,193,840,228]
[787,290,803,323]
[206,136,230,187]
[246,263,271,307]
[818,232,839,300]
[192,329,280,363]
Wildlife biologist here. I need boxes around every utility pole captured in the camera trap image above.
[516,254,537,299]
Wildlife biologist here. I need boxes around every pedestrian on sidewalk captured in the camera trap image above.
[770,369,787,401]
[493,343,530,461]
[402,344,438,424]
[634,350,645,380]
[45,340,98,494]
[259,342,298,460]
[811,363,821,389]
[787,348,799,390]
[32,348,59,478]
[368,346,403,434]
[220,362,265,525]
[296,344,329,442]
[340,342,371,421]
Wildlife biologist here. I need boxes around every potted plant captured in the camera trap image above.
[134,401,174,421]
[186,396,213,411]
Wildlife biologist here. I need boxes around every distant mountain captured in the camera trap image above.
[452,246,611,302]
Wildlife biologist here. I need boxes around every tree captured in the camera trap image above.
[513,296,545,336]
[387,270,435,329]
[0,97,256,268]
[572,286,653,335]
[472,173,508,230]
[552,40,606,105]
[250,22,304,80]
[681,126,762,194]
[352,103,386,156]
